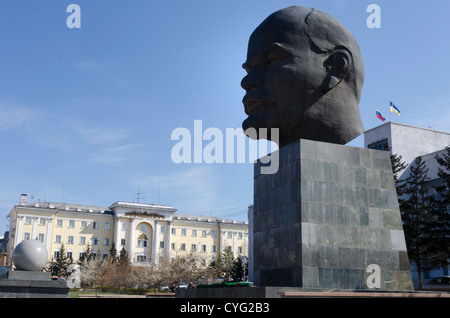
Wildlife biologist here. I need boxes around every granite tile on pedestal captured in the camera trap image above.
[252,139,414,291]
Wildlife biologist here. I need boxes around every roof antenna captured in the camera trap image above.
[136,187,145,203]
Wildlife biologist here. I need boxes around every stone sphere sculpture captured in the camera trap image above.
[12,240,49,271]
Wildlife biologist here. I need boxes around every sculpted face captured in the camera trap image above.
[241,6,364,147]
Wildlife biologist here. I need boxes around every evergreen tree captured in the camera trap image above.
[108,242,118,263]
[218,247,235,280]
[52,243,72,278]
[119,247,129,265]
[390,151,407,196]
[400,156,432,289]
[430,146,450,269]
[80,243,92,264]
[231,257,248,282]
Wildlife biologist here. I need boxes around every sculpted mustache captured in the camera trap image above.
[242,93,275,115]
[242,92,275,106]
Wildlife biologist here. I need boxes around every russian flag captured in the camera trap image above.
[376,110,386,122]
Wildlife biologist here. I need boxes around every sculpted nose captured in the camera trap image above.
[241,67,263,93]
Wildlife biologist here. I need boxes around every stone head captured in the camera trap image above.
[241,6,365,147]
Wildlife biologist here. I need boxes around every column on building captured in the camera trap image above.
[129,218,136,262]
[16,215,24,245]
[45,218,53,251]
[221,230,226,252]
[166,220,172,259]
[152,220,159,265]
[233,231,237,258]
[31,217,38,240]
[114,216,121,256]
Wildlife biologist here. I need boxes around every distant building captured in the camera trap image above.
[364,122,450,287]
[7,194,248,268]
[364,121,450,180]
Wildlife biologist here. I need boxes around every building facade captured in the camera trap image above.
[364,121,450,180]
[7,194,248,268]
[364,121,450,287]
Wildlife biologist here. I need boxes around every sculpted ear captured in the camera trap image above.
[322,49,352,92]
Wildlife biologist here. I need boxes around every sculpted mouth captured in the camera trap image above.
[243,97,274,116]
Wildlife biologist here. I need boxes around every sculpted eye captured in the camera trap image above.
[267,57,280,66]
[263,43,291,69]
[265,56,282,69]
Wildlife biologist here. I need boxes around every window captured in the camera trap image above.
[137,255,147,262]
[38,233,45,242]
[191,244,196,251]
[160,241,165,249]
[180,243,186,251]
[105,223,111,230]
[172,228,176,235]
[238,247,243,254]
[39,218,46,226]
[54,250,60,259]
[368,138,388,151]
[57,219,63,227]
[24,233,30,240]
[202,230,207,237]
[192,229,197,237]
[201,244,207,252]
[138,240,148,247]
[69,220,75,228]
[67,251,73,260]
[171,243,176,250]
[211,230,217,238]
[92,237,99,245]
[102,252,109,260]
[160,225,166,233]
[121,239,126,246]
[181,228,186,236]
[121,222,127,230]
[238,232,243,239]
[25,217,32,225]
[79,252,85,261]
[81,221,87,229]
[55,235,61,243]
[228,231,232,239]
[104,238,110,246]
[212,245,216,253]
[93,222,99,230]
[80,237,86,245]
[67,236,74,244]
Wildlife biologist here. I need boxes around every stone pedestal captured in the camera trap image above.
[0,267,70,298]
[252,139,413,291]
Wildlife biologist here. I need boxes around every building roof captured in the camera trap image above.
[13,199,247,225]
[364,121,450,136]
[18,201,111,214]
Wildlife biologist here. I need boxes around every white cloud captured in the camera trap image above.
[130,166,221,210]
[76,61,101,71]
[88,143,148,164]
[0,99,35,131]
[72,125,132,145]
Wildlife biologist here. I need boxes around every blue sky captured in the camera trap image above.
[1,0,449,232]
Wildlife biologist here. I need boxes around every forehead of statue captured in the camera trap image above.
[247,12,309,56]
[246,16,309,61]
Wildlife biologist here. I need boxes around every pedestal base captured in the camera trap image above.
[0,267,70,298]
[252,139,413,291]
